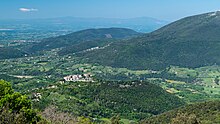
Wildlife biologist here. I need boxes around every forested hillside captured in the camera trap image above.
[0,47,26,60]
[32,81,185,121]
[77,11,220,70]
[141,101,220,124]
[28,28,142,53]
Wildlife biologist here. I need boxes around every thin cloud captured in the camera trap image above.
[19,8,38,12]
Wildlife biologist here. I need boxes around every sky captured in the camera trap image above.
[1,0,220,21]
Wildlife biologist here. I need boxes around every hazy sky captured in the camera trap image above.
[1,0,220,21]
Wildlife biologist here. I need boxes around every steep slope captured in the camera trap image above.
[77,11,220,70]
[0,47,26,59]
[28,28,142,53]
[141,101,220,124]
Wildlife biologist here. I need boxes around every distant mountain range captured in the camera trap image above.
[0,17,168,33]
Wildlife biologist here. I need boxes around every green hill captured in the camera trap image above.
[77,11,220,70]
[0,47,26,59]
[32,81,185,120]
[141,101,220,124]
[28,28,142,53]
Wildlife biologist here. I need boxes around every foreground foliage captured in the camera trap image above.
[0,80,42,123]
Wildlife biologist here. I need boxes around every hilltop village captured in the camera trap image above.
[63,73,93,82]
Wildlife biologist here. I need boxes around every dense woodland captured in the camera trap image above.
[141,101,220,124]
[26,28,141,53]
[33,81,185,121]
[0,47,26,59]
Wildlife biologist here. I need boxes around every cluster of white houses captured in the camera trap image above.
[63,73,93,82]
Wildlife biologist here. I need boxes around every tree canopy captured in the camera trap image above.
[0,80,42,123]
